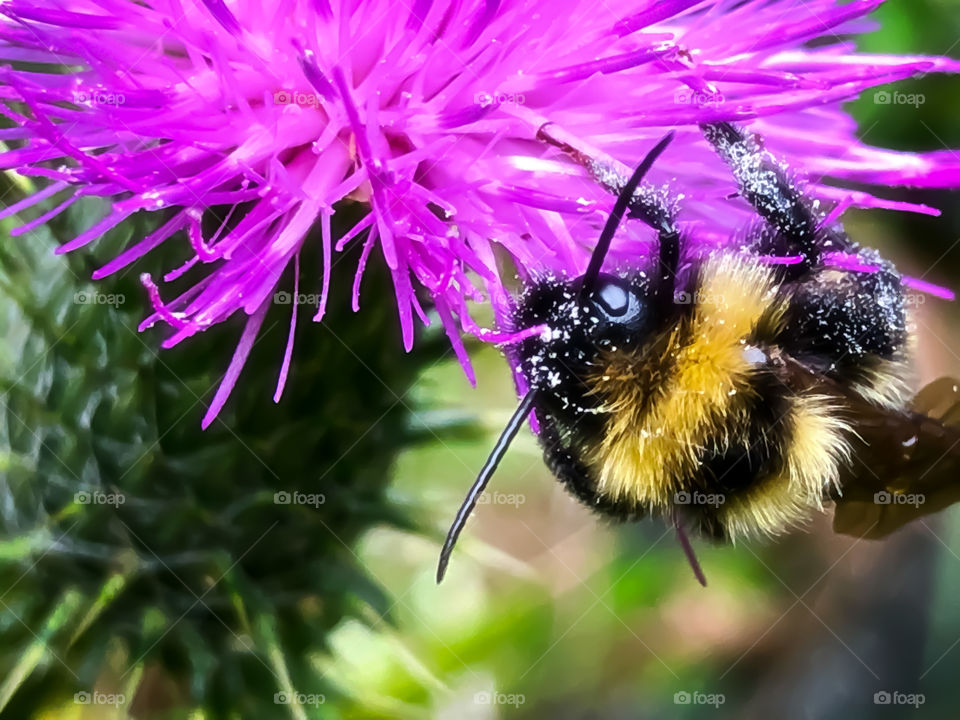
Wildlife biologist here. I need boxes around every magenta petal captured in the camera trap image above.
[53,208,135,253]
[274,253,300,403]
[435,296,475,386]
[202,300,269,429]
[93,214,188,280]
[903,276,955,301]
[0,179,66,221]
[312,211,333,322]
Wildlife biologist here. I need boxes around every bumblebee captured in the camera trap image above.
[437,121,960,584]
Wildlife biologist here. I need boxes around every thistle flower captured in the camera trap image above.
[1,0,958,426]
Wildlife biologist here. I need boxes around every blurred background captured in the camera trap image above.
[1,1,960,718]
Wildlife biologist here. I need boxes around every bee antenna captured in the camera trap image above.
[672,513,708,587]
[436,390,538,583]
[581,131,676,296]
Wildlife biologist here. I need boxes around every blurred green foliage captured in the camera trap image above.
[0,197,450,718]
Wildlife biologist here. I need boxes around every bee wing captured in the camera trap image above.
[829,376,960,539]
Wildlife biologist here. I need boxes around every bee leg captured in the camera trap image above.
[700,121,853,273]
[625,187,682,317]
[536,125,682,317]
[580,132,676,298]
[579,161,683,318]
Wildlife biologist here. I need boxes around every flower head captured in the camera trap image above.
[1,0,958,425]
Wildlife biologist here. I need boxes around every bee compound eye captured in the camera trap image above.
[594,281,630,317]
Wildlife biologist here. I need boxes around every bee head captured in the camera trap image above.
[514,272,653,411]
